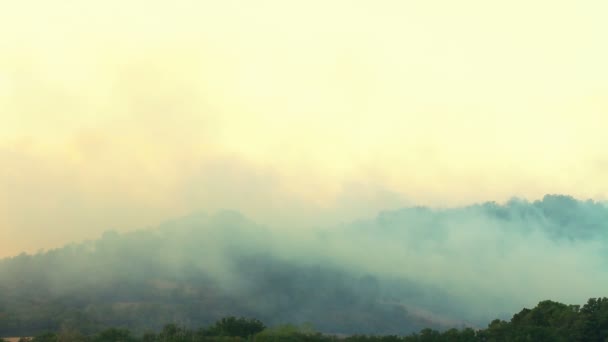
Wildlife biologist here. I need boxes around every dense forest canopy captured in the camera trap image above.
[1,195,607,336]
[3,297,608,341]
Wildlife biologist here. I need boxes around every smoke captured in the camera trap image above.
[2,0,608,334]
[309,195,608,321]
[255,194,608,324]
[2,1,608,257]
[1,194,607,334]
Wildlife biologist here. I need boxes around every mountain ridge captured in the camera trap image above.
[1,194,607,336]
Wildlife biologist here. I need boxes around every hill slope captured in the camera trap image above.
[1,195,607,335]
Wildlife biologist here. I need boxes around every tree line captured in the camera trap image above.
[4,198,608,336]
[2,297,608,342]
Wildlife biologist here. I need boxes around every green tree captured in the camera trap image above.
[205,317,265,338]
[417,328,440,342]
[56,327,87,342]
[157,324,192,342]
[94,328,137,342]
[254,324,327,342]
[579,297,608,341]
[31,333,58,342]
[142,332,157,342]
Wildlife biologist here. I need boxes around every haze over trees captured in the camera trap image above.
[4,298,608,341]
[1,195,607,336]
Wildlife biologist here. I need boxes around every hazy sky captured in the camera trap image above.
[1,0,607,257]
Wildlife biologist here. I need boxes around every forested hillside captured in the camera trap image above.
[3,298,608,341]
[1,195,607,336]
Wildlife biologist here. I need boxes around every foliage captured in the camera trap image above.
[4,298,608,342]
[93,328,137,342]
[5,198,608,337]
[203,317,266,338]
[31,333,58,342]
[254,324,327,342]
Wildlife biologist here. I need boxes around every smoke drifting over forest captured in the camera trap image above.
[1,194,607,335]
[3,1,608,261]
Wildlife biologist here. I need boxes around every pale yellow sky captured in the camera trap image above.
[1,0,607,257]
